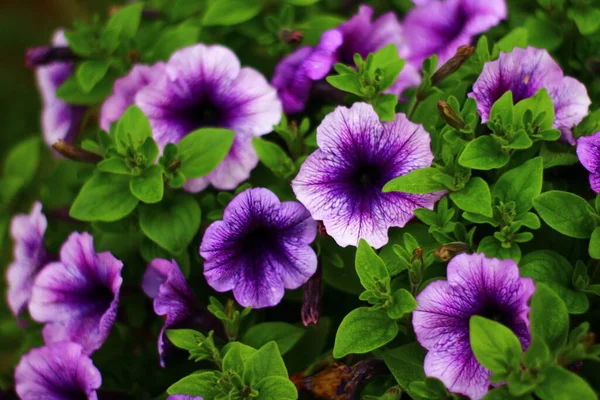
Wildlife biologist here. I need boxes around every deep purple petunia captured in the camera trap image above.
[6,202,50,322]
[469,47,590,144]
[29,232,123,354]
[200,188,318,308]
[136,44,282,192]
[292,103,443,249]
[577,132,600,193]
[15,341,102,400]
[35,30,85,148]
[272,5,420,114]
[143,258,222,367]
[404,0,506,66]
[413,253,535,400]
[167,396,203,400]
[100,63,165,131]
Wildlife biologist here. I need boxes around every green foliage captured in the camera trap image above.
[333,308,399,358]
[177,128,235,179]
[533,191,597,238]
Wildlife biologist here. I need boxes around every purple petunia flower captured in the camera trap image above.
[292,103,443,249]
[29,232,123,354]
[6,202,50,323]
[99,63,165,131]
[167,396,203,400]
[35,30,85,148]
[272,5,420,114]
[200,188,318,309]
[404,0,506,67]
[136,44,282,192]
[15,341,102,400]
[142,258,222,367]
[413,253,535,400]
[469,47,590,144]
[576,132,600,193]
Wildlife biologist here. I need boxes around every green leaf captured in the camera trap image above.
[203,0,262,26]
[524,18,563,51]
[493,157,543,215]
[540,142,578,168]
[477,236,521,263]
[152,26,200,62]
[171,0,205,20]
[97,157,130,175]
[450,177,493,217]
[222,342,250,377]
[371,45,405,91]
[383,168,447,194]
[387,289,417,319]
[252,137,296,179]
[177,128,235,178]
[56,73,115,105]
[130,165,164,204]
[533,191,596,238]
[166,329,203,351]
[326,73,363,96]
[284,0,320,5]
[569,8,600,35]
[255,376,298,400]
[3,137,41,198]
[243,323,305,356]
[470,316,522,373]
[115,106,152,153]
[70,173,139,222]
[514,89,555,130]
[382,343,426,390]
[493,27,528,55]
[106,2,143,40]
[244,341,288,385]
[139,192,201,253]
[530,283,569,353]
[374,94,399,122]
[489,91,514,127]
[76,60,111,93]
[459,136,510,170]
[590,227,600,259]
[139,137,160,166]
[534,366,596,400]
[333,308,399,358]
[521,251,589,314]
[355,239,389,290]
[167,371,221,398]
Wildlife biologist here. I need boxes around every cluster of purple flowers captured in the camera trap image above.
[16,0,600,399]
[272,0,506,114]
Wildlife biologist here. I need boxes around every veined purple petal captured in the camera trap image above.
[292,103,443,249]
[200,188,318,309]
[167,395,203,400]
[142,258,174,299]
[100,63,165,131]
[469,47,590,144]
[136,44,281,191]
[29,232,123,354]
[413,253,534,399]
[35,29,85,148]
[577,132,600,193]
[405,0,506,66]
[15,341,101,400]
[6,202,49,322]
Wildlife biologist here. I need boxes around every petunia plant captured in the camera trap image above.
[3,0,600,399]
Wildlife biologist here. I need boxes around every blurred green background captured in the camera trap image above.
[0,0,115,385]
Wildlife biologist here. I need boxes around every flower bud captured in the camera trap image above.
[25,46,77,68]
[52,140,103,164]
[431,45,475,85]
[437,100,466,130]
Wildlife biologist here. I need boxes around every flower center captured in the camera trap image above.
[89,283,114,314]
[477,304,512,327]
[185,101,224,130]
[351,164,384,190]
[242,225,279,254]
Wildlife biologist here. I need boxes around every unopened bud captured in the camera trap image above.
[25,46,77,68]
[431,45,475,85]
[434,242,470,262]
[279,28,304,45]
[52,140,103,164]
[301,264,322,326]
[437,100,466,130]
